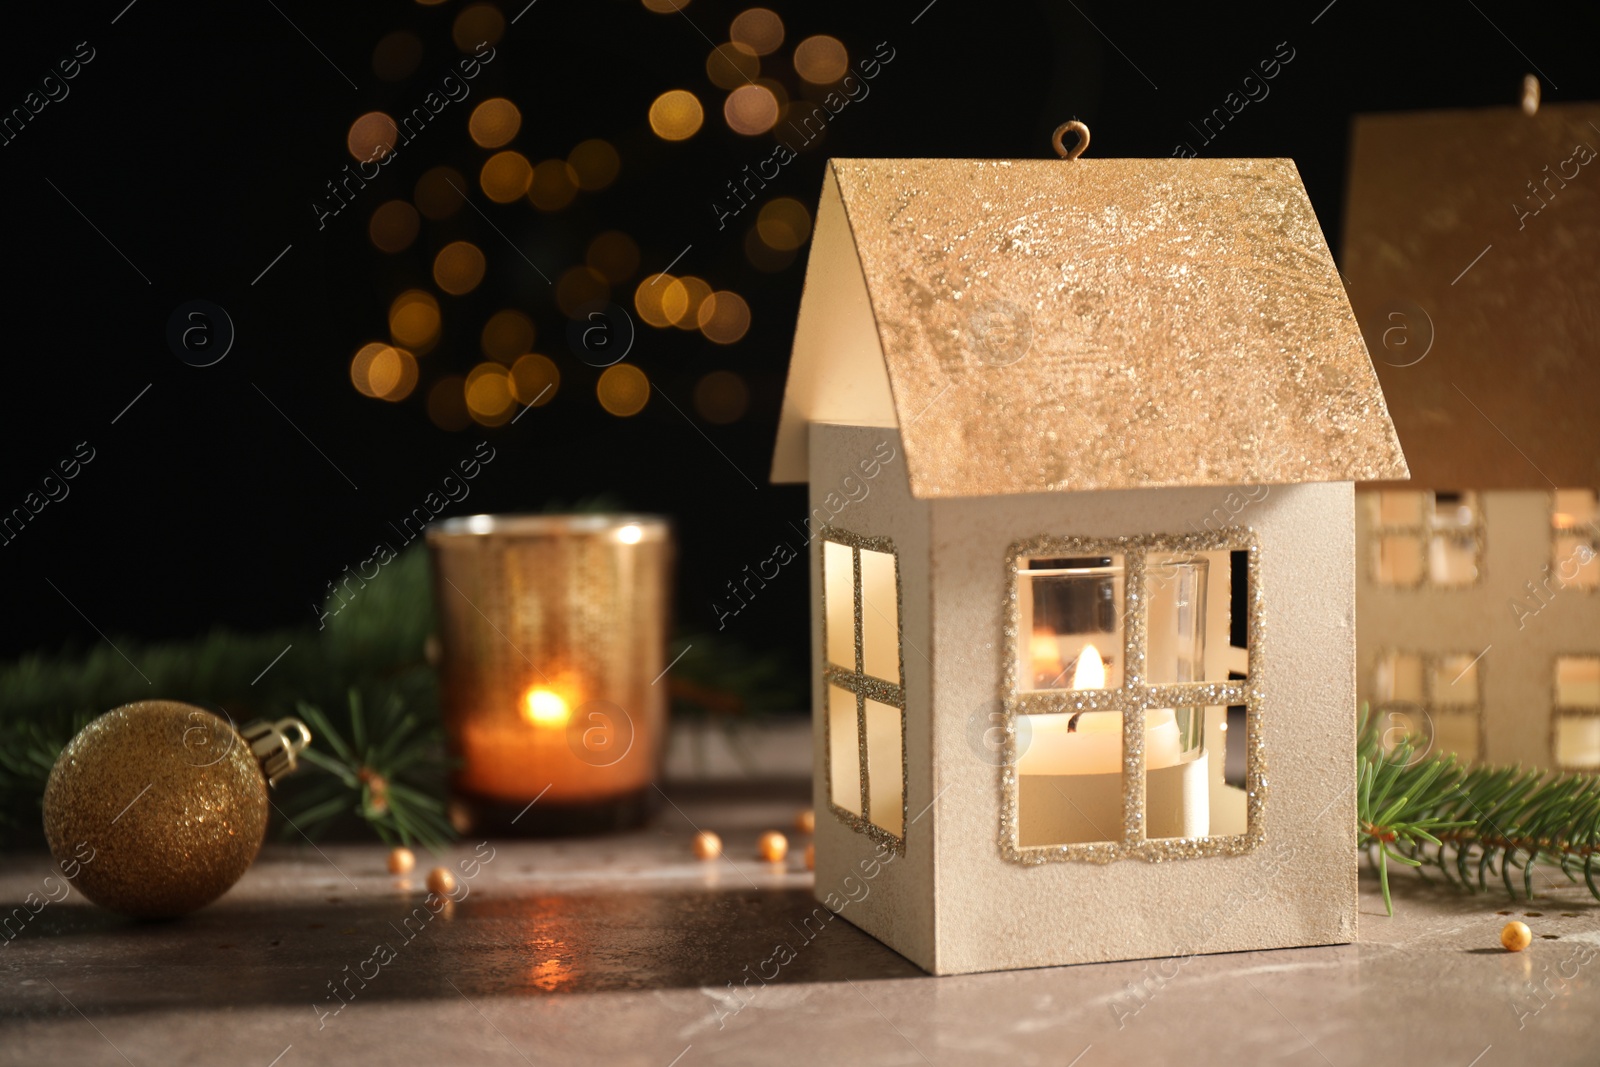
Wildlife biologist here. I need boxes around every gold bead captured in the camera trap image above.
[43,701,268,918]
[427,866,458,896]
[757,831,788,863]
[794,809,815,834]
[692,830,722,860]
[1501,920,1532,952]
[388,847,416,874]
[805,842,815,870]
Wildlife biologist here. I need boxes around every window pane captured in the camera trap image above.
[1019,555,1124,691]
[1377,491,1424,526]
[864,698,903,836]
[1428,533,1478,585]
[1556,716,1600,770]
[1374,652,1424,703]
[1375,534,1424,585]
[1015,711,1121,846]
[1552,489,1598,530]
[1147,551,1239,684]
[1145,706,1215,840]
[823,541,855,670]
[1556,656,1600,708]
[859,548,899,684]
[828,684,862,814]
[1429,491,1478,530]
[1432,654,1480,706]
[1555,534,1600,589]
[1431,711,1479,762]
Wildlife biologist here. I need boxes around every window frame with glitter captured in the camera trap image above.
[1364,490,1484,589]
[820,526,907,854]
[1000,529,1264,865]
[1369,649,1486,763]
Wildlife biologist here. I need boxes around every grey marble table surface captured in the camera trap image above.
[2,782,1595,1067]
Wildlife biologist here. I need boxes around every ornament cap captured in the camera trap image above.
[241,717,312,787]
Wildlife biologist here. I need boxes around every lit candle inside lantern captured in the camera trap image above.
[1017,645,1188,775]
[523,686,571,728]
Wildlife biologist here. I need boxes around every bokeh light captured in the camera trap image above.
[634,274,675,328]
[649,90,703,141]
[724,84,779,135]
[480,150,533,202]
[706,43,759,90]
[433,241,487,296]
[347,112,398,162]
[693,370,750,423]
[556,267,610,319]
[697,291,751,344]
[730,8,784,55]
[369,200,420,254]
[469,98,522,148]
[428,375,470,430]
[641,0,689,11]
[389,290,441,349]
[415,167,467,219]
[369,346,419,401]
[597,364,650,417]
[661,276,712,329]
[453,3,505,51]
[481,309,535,363]
[757,197,812,250]
[568,139,620,191]
[351,343,393,398]
[465,362,515,425]
[510,353,560,405]
[794,35,848,84]
[527,160,579,211]
[373,31,423,81]
[587,231,640,284]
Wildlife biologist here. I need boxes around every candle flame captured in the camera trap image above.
[522,687,571,727]
[1071,644,1106,690]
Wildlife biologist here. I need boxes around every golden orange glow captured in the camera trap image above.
[697,290,751,344]
[528,159,579,211]
[662,276,712,329]
[347,111,398,162]
[480,150,533,203]
[730,8,784,55]
[389,290,441,349]
[373,31,423,81]
[1029,630,1064,686]
[597,364,650,417]
[757,197,811,250]
[724,84,779,135]
[556,267,609,319]
[634,274,676,328]
[369,199,420,254]
[568,139,620,191]
[469,98,522,148]
[482,309,535,363]
[587,231,640,283]
[1072,643,1107,690]
[522,687,571,727]
[415,167,467,220]
[641,0,689,11]
[434,241,487,296]
[453,3,505,51]
[465,362,514,425]
[706,43,759,90]
[649,90,703,141]
[370,346,419,401]
[510,353,560,406]
[351,343,394,398]
[427,375,470,431]
[693,370,749,424]
[794,35,848,84]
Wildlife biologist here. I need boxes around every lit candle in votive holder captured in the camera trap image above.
[426,514,673,834]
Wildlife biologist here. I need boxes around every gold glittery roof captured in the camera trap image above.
[1343,103,1600,489]
[772,157,1408,497]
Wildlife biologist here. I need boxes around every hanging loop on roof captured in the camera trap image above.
[1051,120,1090,160]
[1521,74,1540,116]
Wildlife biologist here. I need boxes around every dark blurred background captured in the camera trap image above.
[3,0,1598,682]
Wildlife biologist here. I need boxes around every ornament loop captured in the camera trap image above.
[242,716,313,787]
[1051,120,1090,160]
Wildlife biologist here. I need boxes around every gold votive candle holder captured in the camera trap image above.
[425,513,673,834]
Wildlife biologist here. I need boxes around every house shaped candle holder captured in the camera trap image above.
[772,150,1408,973]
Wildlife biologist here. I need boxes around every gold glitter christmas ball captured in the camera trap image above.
[692,830,722,860]
[388,847,416,874]
[1501,920,1532,952]
[757,831,788,863]
[43,701,270,919]
[426,866,457,896]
